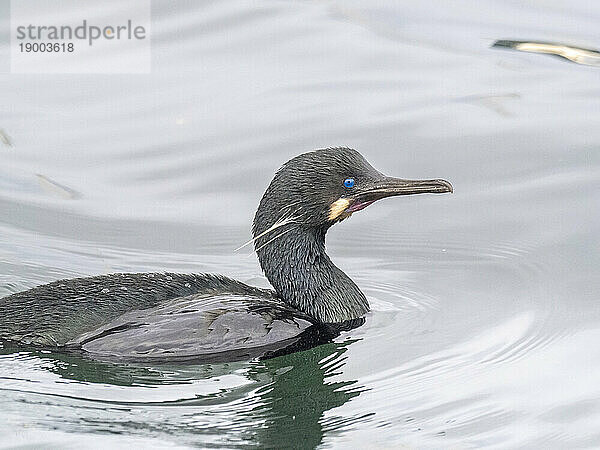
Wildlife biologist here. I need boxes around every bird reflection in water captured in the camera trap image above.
[245,339,370,448]
[0,339,369,447]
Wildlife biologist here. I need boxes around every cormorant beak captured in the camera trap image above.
[328,176,453,221]
[346,177,453,213]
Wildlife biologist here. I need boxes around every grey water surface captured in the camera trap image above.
[1,1,600,448]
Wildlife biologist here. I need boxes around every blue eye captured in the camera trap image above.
[343,178,355,188]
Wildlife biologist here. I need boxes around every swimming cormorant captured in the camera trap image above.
[0,148,452,362]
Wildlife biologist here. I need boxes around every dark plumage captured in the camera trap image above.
[253,149,377,323]
[0,147,452,362]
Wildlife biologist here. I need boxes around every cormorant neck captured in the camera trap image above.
[254,225,369,324]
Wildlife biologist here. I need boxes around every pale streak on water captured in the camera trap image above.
[1,1,600,448]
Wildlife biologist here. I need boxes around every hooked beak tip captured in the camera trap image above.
[438,179,453,193]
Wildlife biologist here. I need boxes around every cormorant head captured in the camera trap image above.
[251,147,452,323]
[253,147,453,234]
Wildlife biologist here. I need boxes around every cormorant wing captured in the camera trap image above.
[67,292,315,362]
